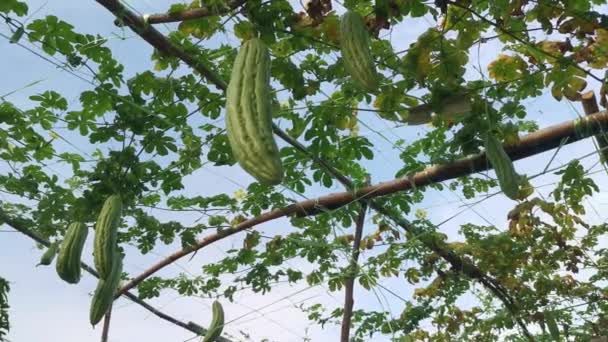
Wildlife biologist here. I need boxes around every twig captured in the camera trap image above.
[100,304,112,342]
[340,202,368,342]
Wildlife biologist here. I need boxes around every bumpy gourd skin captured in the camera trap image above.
[55,222,88,283]
[93,195,122,279]
[202,300,225,342]
[89,256,122,326]
[340,11,379,92]
[484,133,521,200]
[226,38,283,185]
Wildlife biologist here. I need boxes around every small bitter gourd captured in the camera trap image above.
[202,300,225,342]
[37,242,58,267]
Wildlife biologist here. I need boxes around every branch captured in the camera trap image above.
[340,202,367,342]
[0,209,233,342]
[144,0,246,24]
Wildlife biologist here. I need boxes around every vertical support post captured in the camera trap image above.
[581,91,608,166]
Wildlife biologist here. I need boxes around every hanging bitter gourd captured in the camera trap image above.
[55,222,88,283]
[340,11,379,92]
[93,195,122,279]
[202,300,225,342]
[484,133,521,200]
[225,38,283,185]
[89,255,122,326]
[9,26,25,44]
[37,242,58,267]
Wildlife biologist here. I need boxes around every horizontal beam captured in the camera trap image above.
[300,109,608,215]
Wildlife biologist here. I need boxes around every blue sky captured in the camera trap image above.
[2,1,608,341]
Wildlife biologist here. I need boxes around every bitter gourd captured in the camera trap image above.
[225,38,283,185]
[340,11,379,92]
[56,222,88,283]
[93,195,122,279]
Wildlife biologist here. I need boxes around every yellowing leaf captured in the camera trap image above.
[335,116,350,130]
[589,29,608,68]
[517,177,534,200]
[154,60,168,71]
[563,87,581,101]
[234,21,255,41]
[569,77,587,92]
[538,40,561,55]
[321,15,340,44]
[551,85,563,101]
[488,54,528,82]
[178,21,196,35]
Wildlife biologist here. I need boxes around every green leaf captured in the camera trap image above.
[544,310,560,341]
[0,0,27,16]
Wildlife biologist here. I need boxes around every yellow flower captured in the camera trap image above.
[415,208,427,220]
[233,189,247,201]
